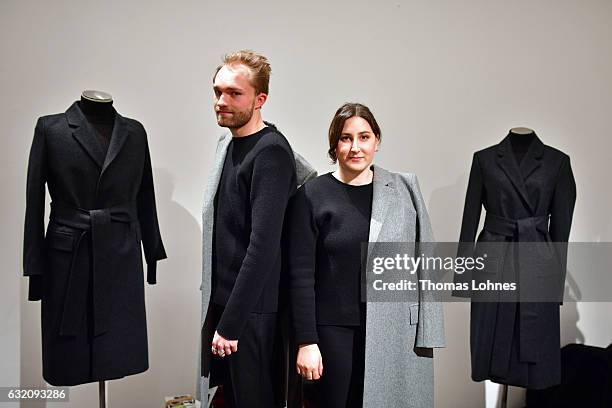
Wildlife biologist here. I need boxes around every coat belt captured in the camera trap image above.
[482,213,552,367]
[483,213,549,240]
[50,201,138,337]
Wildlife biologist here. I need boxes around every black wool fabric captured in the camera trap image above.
[23,101,166,386]
[287,173,372,345]
[211,126,296,339]
[456,133,576,389]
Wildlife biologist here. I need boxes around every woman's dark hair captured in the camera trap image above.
[328,102,381,163]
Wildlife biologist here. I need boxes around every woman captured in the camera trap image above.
[287,103,445,408]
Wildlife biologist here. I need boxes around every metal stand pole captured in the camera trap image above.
[99,381,106,408]
[500,384,508,408]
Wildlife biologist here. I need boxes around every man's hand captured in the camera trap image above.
[296,343,323,380]
[211,331,238,358]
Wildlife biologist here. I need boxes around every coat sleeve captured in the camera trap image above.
[216,144,295,339]
[408,174,446,348]
[23,118,48,301]
[286,185,319,345]
[137,126,167,284]
[549,155,576,301]
[454,152,484,297]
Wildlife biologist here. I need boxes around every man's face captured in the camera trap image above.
[335,116,380,174]
[213,64,258,129]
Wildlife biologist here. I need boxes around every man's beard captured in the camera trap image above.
[216,102,255,129]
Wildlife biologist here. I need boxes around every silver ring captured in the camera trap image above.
[218,349,226,357]
[211,346,216,353]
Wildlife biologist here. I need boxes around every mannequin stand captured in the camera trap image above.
[500,384,508,408]
[99,380,107,408]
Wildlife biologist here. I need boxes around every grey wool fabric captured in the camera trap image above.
[361,165,445,408]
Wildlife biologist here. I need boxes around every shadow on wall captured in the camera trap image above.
[560,271,584,346]
[427,173,469,242]
[109,167,203,407]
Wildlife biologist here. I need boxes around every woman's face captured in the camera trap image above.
[335,116,380,174]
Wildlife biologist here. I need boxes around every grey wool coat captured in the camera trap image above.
[196,130,317,404]
[360,165,446,408]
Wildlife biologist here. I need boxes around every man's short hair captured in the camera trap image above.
[213,50,271,95]
[328,102,382,163]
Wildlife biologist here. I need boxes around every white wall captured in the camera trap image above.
[1,1,611,407]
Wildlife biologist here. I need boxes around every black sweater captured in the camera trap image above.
[212,126,296,339]
[287,173,373,345]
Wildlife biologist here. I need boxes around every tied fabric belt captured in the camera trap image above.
[50,201,138,337]
[482,213,552,365]
[484,213,550,241]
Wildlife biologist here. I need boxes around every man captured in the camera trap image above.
[198,50,316,407]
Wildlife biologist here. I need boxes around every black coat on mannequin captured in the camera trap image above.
[456,132,576,389]
[23,101,167,386]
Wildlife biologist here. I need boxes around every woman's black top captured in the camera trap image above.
[287,172,373,344]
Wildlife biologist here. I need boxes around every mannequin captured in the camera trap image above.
[508,127,536,165]
[82,89,113,103]
[488,126,570,408]
[504,126,535,408]
[24,89,166,408]
[81,90,114,408]
[79,90,115,155]
[509,126,534,135]
[457,125,576,406]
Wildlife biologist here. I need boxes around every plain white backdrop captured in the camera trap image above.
[1,1,611,407]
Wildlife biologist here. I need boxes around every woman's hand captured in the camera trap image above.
[296,343,323,380]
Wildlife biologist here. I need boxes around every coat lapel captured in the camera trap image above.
[519,135,544,180]
[100,113,128,176]
[203,133,232,211]
[199,133,232,292]
[496,135,535,213]
[66,100,129,175]
[367,165,394,256]
[67,102,106,168]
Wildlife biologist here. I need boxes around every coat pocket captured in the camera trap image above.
[409,303,419,325]
[46,231,75,252]
[45,231,77,284]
